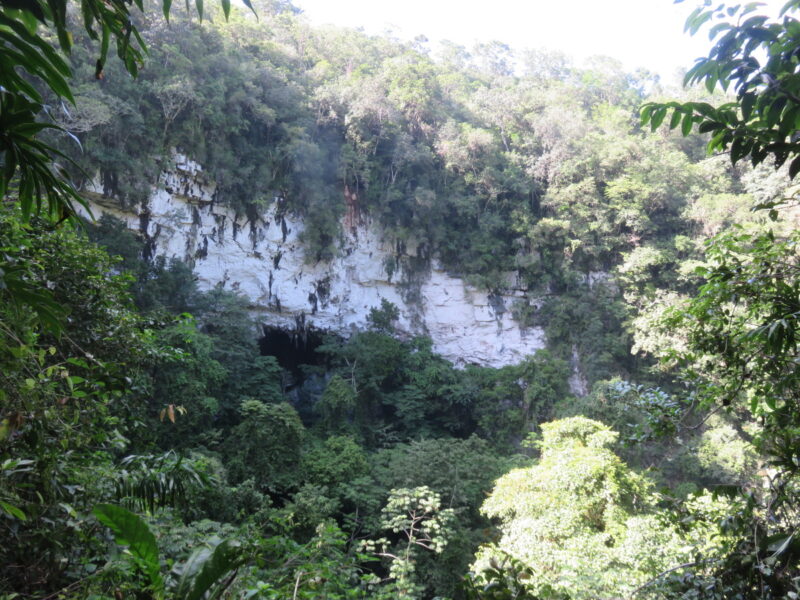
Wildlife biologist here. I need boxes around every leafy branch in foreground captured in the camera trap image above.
[1,0,254,330]
[641,1,800,178]
[0,0,152,223]
[1,0,258,224]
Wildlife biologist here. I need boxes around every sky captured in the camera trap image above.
[292,0,787,83]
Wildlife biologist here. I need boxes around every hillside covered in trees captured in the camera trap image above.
[2,0,800,598]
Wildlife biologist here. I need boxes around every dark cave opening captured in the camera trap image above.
[258,324,325,374]
[259,324,329,424]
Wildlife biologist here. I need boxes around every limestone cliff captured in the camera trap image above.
[83,154,547,368]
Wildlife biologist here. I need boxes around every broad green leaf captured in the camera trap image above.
[767,96,788,128]
[650,107,668,131]
[0,500,27,520]
[708,129,728,153]
[780,0,799,16]
[730,136,752,163]
[698,121,725,133]
[741,92,757,121]
[710,22,732,38]
[669,108,683,129]
[639,103,654,126]
[80,0,97,40]
[100,24,110,63]
[93,504,163,593]
[684,6,704,33]
[174,538,244,600]
[689,10,714,35]
[681,112,694,136]
[705,68,718,93]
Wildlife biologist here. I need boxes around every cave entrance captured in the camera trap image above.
[258,325,325,374]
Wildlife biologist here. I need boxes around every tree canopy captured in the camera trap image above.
[3,0,799,598]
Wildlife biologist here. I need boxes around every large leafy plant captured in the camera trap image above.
[94,503,244,600]
[0,0,259,217]
[0,0,151,222]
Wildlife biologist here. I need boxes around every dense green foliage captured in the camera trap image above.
[5,0,800,598]
[12,1,780,423]
[51,0,759,381]
[476,417,687,599]
[0,207,162,592]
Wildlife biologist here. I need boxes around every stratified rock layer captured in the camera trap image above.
[84,154,546,367]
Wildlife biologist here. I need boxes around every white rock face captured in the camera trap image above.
[83,154,547,368]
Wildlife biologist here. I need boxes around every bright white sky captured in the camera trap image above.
[293,0,787,84]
